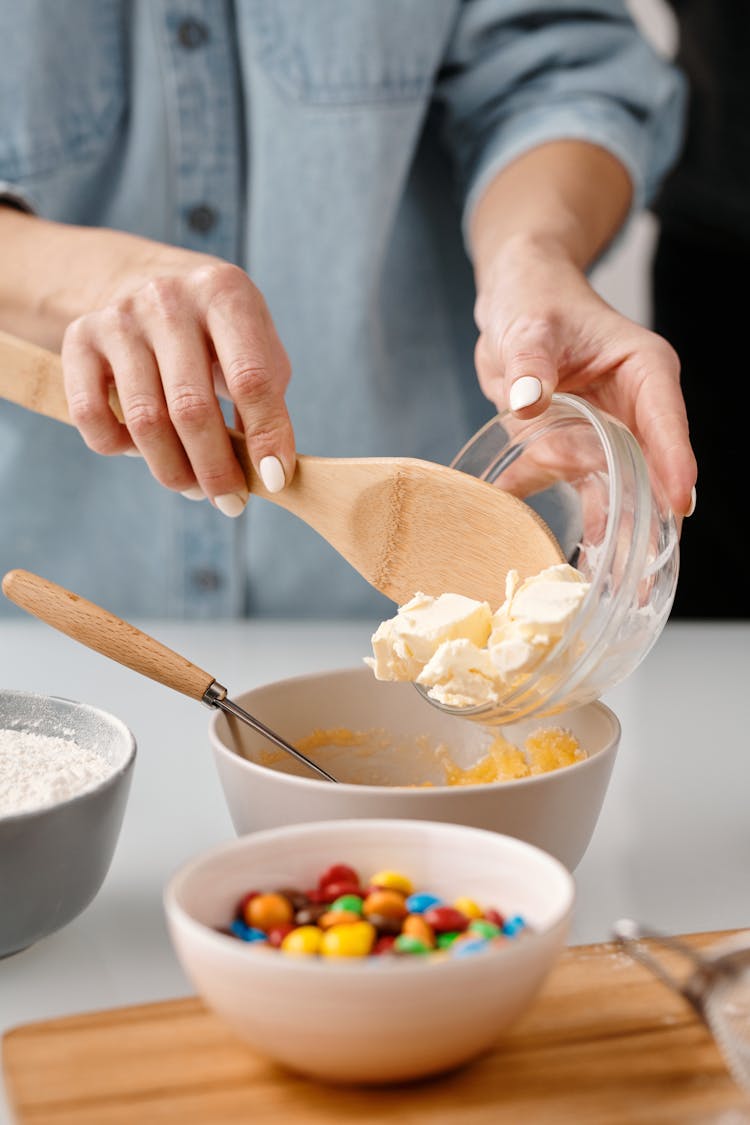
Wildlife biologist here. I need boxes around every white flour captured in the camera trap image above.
[0,728,112,816]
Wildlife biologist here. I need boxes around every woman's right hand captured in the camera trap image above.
[61,242,296,516]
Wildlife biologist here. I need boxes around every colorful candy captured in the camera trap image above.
[219,863,531,960]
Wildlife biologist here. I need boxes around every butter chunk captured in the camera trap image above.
[365,593,492,682]
[417,639,499,708]
[491,565,587,643]
[365,563,591,710]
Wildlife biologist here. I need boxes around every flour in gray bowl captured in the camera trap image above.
[0,728,112,816]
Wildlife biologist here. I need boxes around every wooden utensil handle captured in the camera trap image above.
[1,569,215,702]
[0,329,255,479]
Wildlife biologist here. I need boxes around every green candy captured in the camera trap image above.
[436,931,461,949]
[331,894,363,914]
[394,934,430,955]
[468,920,501,939]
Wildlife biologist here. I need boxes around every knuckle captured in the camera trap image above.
[122,394,169,439]
[88,431,125,456]
[244,421,288,449]
[196,463,236,490]
[225,359,274,402]
[168,387,214,429]
[504,313,559,349]
[649,334,680,376]
[277,350,292,388]
[473,334,497,378]
[100,303,135,341]
[62,316,93,354]
[141,276,183,322]
[155,466,193,492]
[196,261,250,303]
[67,389,106,431]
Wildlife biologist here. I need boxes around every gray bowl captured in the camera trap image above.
[0,689,136,958]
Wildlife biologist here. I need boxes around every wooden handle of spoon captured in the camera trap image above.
[2,569,216,702]
[0,328,259,476]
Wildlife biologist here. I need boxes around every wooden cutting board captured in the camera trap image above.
[4,931,750,1125]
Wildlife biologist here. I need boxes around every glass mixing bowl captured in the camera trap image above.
[415,393,679,724]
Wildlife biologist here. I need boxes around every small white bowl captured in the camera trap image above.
[209,666,620,871]
[164,818,574,1084]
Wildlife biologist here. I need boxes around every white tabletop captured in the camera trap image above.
[1,617,749,1120]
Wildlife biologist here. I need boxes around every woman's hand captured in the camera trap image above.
[473,232,697,522]
[61,240,295,516]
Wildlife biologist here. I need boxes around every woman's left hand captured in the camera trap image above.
[473,233,697,523]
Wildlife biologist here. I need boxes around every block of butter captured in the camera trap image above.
[365,592,492,682]
[365,564,590,709]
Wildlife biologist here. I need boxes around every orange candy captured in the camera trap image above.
[317,910,363,929]
[362,889,408,920]
[402,914,435,947]
[244,892,293,930]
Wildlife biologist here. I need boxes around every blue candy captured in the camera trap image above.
[405,892,442,914]
[230,920,267,943]
[502,915,526,938]
[450,936,489,958]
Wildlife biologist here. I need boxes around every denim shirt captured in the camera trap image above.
[0,0,684,620]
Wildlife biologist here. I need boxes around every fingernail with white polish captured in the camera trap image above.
[181,486,205,502]
[509,376,543,412]
[686,486,697,518]
[215,492,248,518]
[508,378,541,414]
[259,455,286,494]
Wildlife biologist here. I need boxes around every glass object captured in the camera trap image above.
[416,393,679,724]
[614,919,750,1097]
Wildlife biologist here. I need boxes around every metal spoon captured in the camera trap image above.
[1,569,337,784]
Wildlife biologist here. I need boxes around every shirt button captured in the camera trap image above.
[190,567,224,592]
[177,18,209,49]
[187,204,218,233]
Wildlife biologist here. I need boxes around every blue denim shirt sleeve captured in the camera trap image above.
[435,0,686,249]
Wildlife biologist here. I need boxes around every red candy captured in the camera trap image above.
[267,924,296,948]
[318,864,359,889]
[423,906,470,933]
[235,891,258,919]
[372,935,397,955]
[319,881,362,902]
[304,888,332,904]
[484,908,505,928]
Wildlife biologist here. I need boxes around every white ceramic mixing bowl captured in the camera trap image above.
[164,818,574,1084]
[209,666,620,871]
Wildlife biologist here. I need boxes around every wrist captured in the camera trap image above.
[469,141,632,288]
[474,231,583,307]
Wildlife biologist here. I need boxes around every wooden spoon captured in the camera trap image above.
[0,330,563,607]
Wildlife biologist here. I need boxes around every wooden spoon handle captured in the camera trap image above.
[0,329,258,482]
[2,569,215,702]
[0,329,72,423]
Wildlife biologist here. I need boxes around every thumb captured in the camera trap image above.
[504,341,558,416]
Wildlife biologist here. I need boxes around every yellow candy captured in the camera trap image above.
[280,926,322,956]
[321,921,376,958]
[369,869,414,895]
[453,896,483,919]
